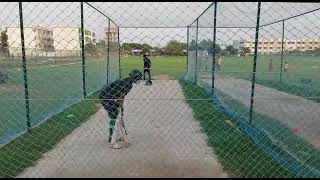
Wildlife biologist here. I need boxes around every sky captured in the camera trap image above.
[1,2,320,47]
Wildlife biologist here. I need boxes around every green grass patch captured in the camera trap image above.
[0,59,108,139]
[0,91,101,178]
[179,80,295,178]
[214,88,320,175]
[120,56,187,78]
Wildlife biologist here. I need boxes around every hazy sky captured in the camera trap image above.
[1,2,320,47]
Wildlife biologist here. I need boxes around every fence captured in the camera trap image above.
[186,2,320,177]
[0,2,120,144]
[1,2,320,178]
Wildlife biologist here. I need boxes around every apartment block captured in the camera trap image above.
[105,25,118,43]
[6,26,54,57]
[52,27,96,57]
[238,38,320,55]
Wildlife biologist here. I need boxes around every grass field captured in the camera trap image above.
[0,54,319,177]
[217,54,320,102]
[120,55,187,78]
[0,57,112,142]
[1,54,320,143]
[0,91,100,177]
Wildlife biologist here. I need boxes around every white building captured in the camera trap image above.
[239,38,320,55]
[52,27,96,57]
[131,49,142,56]
[105,25,118,43]
[6,26,54,57]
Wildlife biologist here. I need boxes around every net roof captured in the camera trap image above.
[88,2,320,28]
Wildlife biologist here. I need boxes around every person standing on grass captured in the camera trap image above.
[216,54,222,72]
[99,69,142,149]
[284,61,288,72]
[143,54,152,85]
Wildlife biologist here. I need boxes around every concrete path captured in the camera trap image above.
[17,80,227,178]
[200,75,320,149]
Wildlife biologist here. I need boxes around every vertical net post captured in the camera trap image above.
[118,27,121,79]
[186,26,189,74]
[280,20,285,82]
[107,19,110,84]
[212,2,217,95]
[195,18,199,84]
[19,2,31,130]
[80,2,86,98]
[249,2,261,124]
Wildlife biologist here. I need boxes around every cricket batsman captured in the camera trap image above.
[99,69,142,149]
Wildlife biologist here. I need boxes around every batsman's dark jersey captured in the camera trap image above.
[143,57,151,69]
[99,77,133,119]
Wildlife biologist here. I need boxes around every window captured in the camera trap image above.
[264,42,268,44]
[269,47,273,49]
[297,42,301,44]
[85,37,90,42]
[270,42,273,44]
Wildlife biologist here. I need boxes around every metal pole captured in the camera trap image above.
[280,20,285,82]
[107,19,110,84]
[19,2,31,130]
[249,2,261,124]
[212,2,217,95]
[118,27,121,79]
[195,19,199,84]
[80,2,86,98]
[186,26,189,74]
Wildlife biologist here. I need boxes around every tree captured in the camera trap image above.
[222,45,238,56]
[122,42,143,52]
[198,39,212,51]
[164,40,185,56]
[208,43,221,55]
[96,40,107,57]
[141,43,151,55]
[142,47,149,55]
[242,47,251,56]
[85,43,98,57]
[0,30,9,57]
[152,47,161,56]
